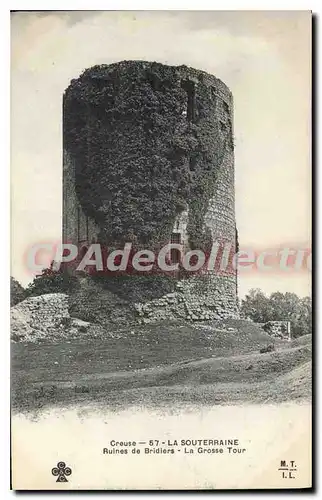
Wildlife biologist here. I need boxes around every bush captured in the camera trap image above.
[92,273,177,302]
[10,277,26,306]
[26,264,79,298]
[240,289,312,338]
[259,344,275,354]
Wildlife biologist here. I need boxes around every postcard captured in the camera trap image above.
[11,10,312,490]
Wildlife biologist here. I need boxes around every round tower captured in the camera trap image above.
[63,61,238,320]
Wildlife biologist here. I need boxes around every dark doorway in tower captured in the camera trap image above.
[80,246,88,260]
[170,233,181,265]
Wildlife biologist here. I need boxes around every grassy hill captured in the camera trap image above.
[11,319,311,414]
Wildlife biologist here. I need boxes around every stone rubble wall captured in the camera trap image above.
[11,293,90,343]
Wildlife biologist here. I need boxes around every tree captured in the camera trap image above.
[292,296,312,337]
[10,277,26,306]
[240,288,272,323]
[240,288,312,338]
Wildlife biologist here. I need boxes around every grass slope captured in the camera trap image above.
[11,320,311,413]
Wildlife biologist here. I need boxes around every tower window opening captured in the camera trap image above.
[147,72,161,91]
[170,233,182,265]
[181,80,196,122]
[189,155,197,171]
[171,232,181,244]
[171,248,181,265]
[223,101,230,114]
[80,246,88,259]
[220,121,226,134]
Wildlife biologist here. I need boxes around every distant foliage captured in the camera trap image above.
[240,288,312,338]
[26,264,79,298]
[10,277,26,306]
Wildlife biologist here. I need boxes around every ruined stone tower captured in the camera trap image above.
[63,60,238,321]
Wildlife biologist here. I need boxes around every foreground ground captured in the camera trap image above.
[11,320,312,414]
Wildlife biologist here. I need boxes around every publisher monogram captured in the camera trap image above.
[51,461,72,483]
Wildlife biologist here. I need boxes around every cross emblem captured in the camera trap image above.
[51,461,72,482]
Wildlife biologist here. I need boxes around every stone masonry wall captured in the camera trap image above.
[134,275,238,323]
[63,150,99,250]
[260,321,291,340]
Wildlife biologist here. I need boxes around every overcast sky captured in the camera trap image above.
[11,10,311,297]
